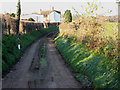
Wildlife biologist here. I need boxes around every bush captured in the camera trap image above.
[27,18,35,21]
[10,13,15,17]
[64,10,72,22]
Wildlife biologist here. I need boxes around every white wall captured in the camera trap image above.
[21,11,61,22]
[39,15,45,22]
[49,12,55,22]
[49,11,61,22]
[21,14,41,22]
[54,11,61,22]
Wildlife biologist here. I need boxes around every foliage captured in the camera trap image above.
[2,26,58,73]
[55,36,119,88]
[116,0,120,6]
[58,0,119,88]
[27,18,35,21]
[64,10,72,22]
[60,0,119,60]
[16,0,21,34]
[16,0,21,20]
[75,73,92,87]
[5,13,10,15]
[10,13,15,17]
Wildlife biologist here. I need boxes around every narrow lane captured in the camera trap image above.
[44,35,82,88]
[2,36,42,88]
[2,32,82,88]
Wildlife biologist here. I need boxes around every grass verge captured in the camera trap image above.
[55,35,119,88]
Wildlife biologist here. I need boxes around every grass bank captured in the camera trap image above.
[55,35,119,88]
[2,26,58,73]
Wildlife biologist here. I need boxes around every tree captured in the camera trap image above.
[116,0,120,6]
[64,10,72,22]
[10,13,16,17]
[16,0,21,35]
[27,18,35,21]
[5,13,10,15]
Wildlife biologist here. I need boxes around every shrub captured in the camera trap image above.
[27,18,35,21]
[64,10,72,22]
[10,13,15,17]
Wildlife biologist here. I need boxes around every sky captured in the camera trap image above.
[0,0,119,16]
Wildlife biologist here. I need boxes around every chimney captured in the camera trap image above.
[52,6,54,11]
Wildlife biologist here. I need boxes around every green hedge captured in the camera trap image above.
[55,35,119,88]
[2,26,58,72]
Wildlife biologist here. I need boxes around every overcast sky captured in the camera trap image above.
[0,0,119,16]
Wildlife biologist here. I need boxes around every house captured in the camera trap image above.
[21,13,41,22]
[21,7,61,22]
[40,7,61,22]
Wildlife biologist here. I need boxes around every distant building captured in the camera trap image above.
[21,7,61,22]
[21,14,40,22]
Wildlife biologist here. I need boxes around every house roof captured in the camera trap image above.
[40,11,52,15]
[54,10,61,14]
[40,10,61,15]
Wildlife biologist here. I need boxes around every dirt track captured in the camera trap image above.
[2,32,82,88]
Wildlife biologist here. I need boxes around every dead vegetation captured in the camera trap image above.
[59,17,119,58]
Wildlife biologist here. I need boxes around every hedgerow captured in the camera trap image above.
[55,35,119,88]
